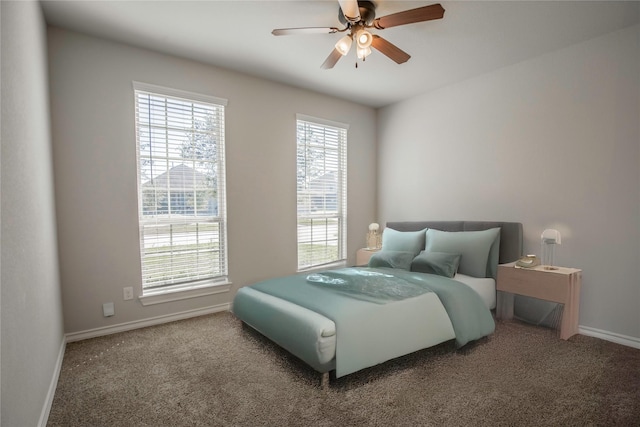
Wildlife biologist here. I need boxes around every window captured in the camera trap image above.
[296,114,348,270]
[133,82,228,293]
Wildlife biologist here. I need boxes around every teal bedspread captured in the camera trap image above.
[250,267,495,377]
[306,269,432,303]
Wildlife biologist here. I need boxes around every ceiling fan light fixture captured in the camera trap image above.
[335,35,353,56]
[356,29,373,49]
[357,46,372,59]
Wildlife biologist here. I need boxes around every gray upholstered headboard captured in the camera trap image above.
[385,221,523,264]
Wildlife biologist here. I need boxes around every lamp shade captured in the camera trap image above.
[541,229,561,245]
[357,46,372,59]
[356,29,373,48]
[335,35,353,56]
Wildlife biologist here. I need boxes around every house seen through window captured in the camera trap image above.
[296,115,348,270]
[133,82,228,293]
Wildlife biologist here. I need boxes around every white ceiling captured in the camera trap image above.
[41,1,639,108]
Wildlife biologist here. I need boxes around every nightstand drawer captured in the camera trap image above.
[497,268,569,303]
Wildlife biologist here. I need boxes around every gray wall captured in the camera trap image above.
[378,25,640,341]
[1,1,66,425]
[47,27,377,334]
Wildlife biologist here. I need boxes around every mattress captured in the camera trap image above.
[454,274,496,310]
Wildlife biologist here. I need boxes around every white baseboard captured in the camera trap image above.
[579,325,640,349]
[65,303,230,343]
[39,337,66,427]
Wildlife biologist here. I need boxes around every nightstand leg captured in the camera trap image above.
[496,291,514,320]
[558,272,581,340]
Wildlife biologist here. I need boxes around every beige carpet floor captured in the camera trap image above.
[48,312,640,426]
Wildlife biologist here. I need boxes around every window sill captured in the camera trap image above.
[297,260,347,273]
[139,280,232,306]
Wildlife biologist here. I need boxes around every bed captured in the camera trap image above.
[232,221,523,385]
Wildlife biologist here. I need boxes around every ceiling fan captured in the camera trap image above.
[272,0,445,69]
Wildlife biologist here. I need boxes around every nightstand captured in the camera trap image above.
[356,248,380,266]
[496,263,582,340]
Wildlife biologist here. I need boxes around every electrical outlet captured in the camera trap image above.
[103,302,114,317]
[123,287,134,301]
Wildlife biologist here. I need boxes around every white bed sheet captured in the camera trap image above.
[334,291,455,376]
[453,273,496,310]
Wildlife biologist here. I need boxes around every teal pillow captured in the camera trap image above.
[411,251,461,278]
[381,228,427,256]
[368,251,415,270]
[486,232,501,278]
[425,228,500,278]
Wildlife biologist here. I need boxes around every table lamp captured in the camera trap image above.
[541,229,561,270]
[366,223,381,250]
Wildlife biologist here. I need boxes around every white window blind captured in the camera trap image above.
[133,82,228,291]
[296,115,348,270]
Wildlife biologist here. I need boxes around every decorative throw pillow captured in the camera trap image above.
[381,227,428,256]
[425,228,500,278]
[368,251,415,270]
[411,251,461,278]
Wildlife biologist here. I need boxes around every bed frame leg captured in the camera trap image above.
[320,372,330,390]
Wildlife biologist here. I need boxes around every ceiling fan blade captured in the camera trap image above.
[321,48,344,69]
[371,35,411,64]
[373,3,445,29]
[272,27,339,36]
[338,0,361,22]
